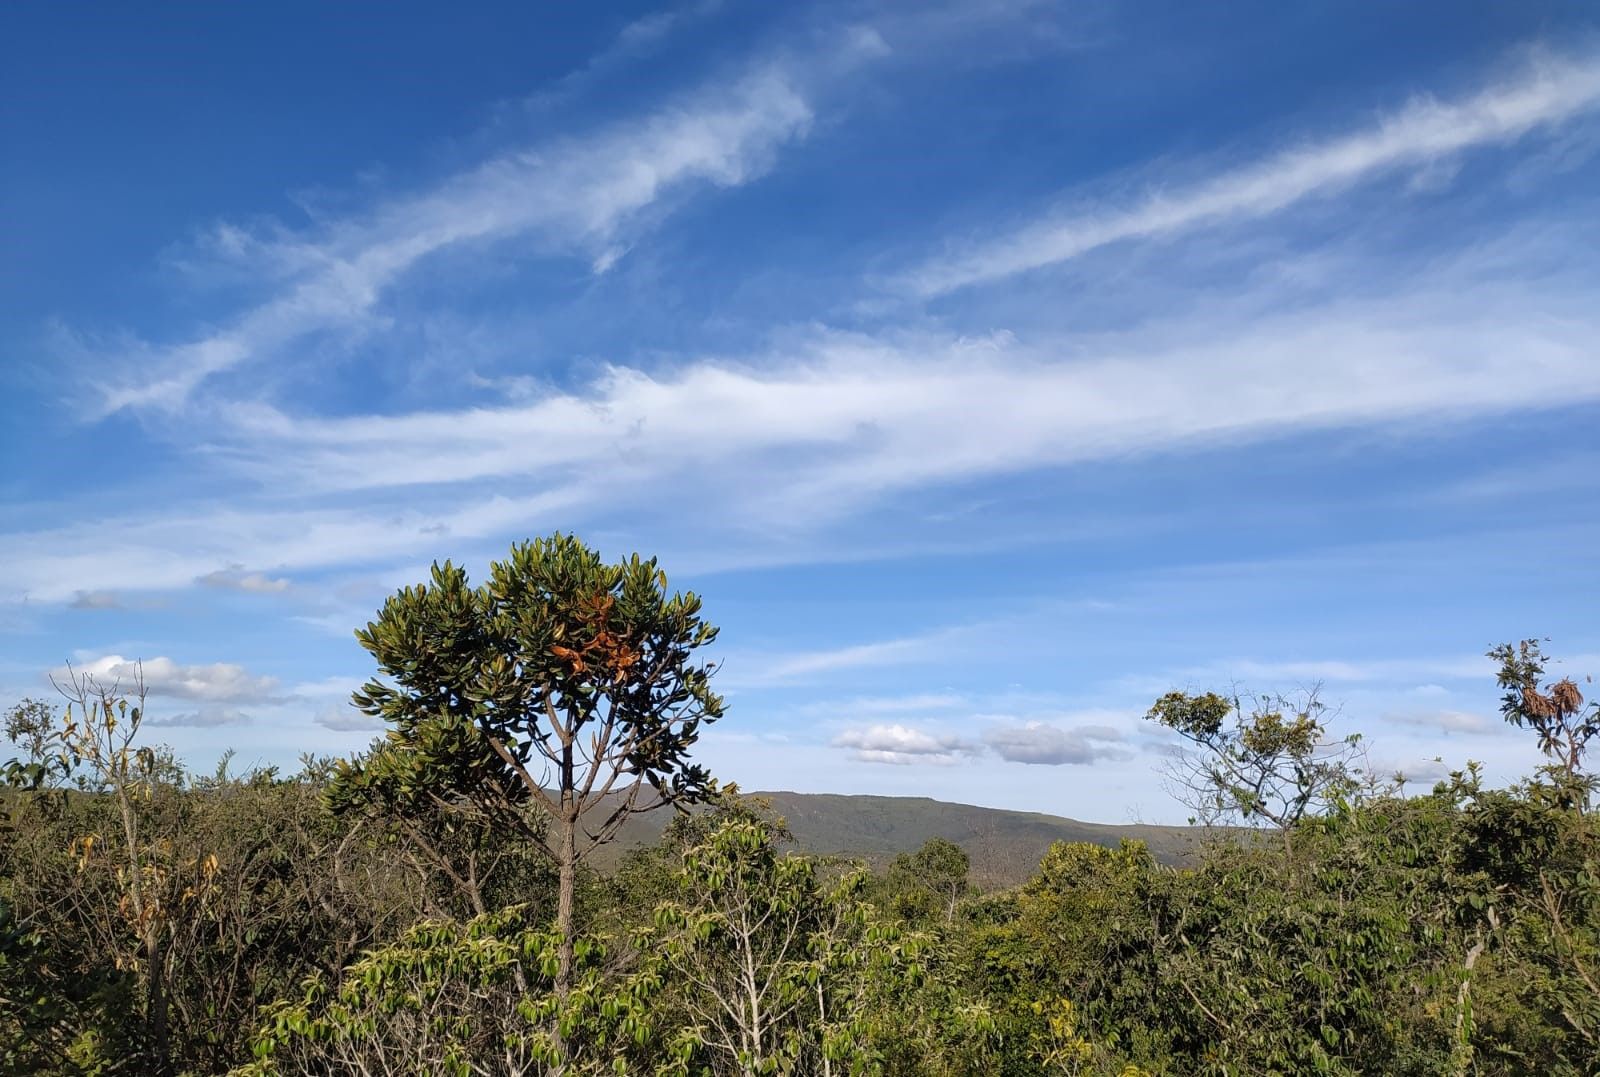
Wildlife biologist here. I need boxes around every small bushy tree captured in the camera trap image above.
[884,837,971,923]
[1146,688,1366,846]
[645,809,930,1076]
[334,534,725,1020]
[237,906,655,1077]
[1489,639,1599,785]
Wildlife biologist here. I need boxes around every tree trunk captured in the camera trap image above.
[1451,932,1486,1077]
[552,808,578,1072]
[556,811,577,993]
[147,931,172,1076]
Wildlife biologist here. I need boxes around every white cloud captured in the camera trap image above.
[58,655,279,704]
[902,47,1600,295]
[832,723,981,765]
[1386,757,1457,786]
[313,704,384,733]
[797,691,967,717]
[1193,654,1496,685]
[732,631,960,685]
[196,565,292,593]
[12,251,1600,607]
[983,721,1126,765]
[146,706,252,728]
[213,257,1600,511]
[90,65,818,415]
[2,488,582,603]
[1387,709,1495,734]
[69,590,123,610]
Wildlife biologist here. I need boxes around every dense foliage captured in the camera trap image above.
[3,540,1597,1074]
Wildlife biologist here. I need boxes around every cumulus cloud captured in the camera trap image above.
[69,590,123,609]
[1387,758,1457,785]
[833,723,982,765]
[1387,709,1493,734]
[146,706,252,728]
[983,721,1126,765]
[196,565,292,593]
[60,655,279,704]
[314,704,385,733]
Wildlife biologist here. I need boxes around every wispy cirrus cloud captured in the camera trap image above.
[12,241,1600,607]
[216,267,1600,509]
[1182,655,1498,685]
[85,59,833,415]
[728,628,969,686]
[901,46,1600,296]
[3,489,584,603]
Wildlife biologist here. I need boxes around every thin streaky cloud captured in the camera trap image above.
[88,66,819,416]
[10,249,1600,607]
[902,47,1600,296]
[728,628,969,686]
[2,487,586,604]
[221,279,1600,504]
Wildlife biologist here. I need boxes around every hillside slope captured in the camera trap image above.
[598,790,1201,889]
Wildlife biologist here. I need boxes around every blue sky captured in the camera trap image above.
[3,1,1598,822]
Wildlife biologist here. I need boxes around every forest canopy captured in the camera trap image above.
[3,537,1598,1076]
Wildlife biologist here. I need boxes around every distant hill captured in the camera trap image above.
[596,790,1203,890]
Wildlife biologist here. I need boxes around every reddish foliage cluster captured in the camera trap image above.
[549,594,643,685]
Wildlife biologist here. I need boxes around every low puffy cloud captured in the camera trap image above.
[197,565,292,593]
[314,704,385,733]
[61,655,279,704]
[69,590,123,609]
[146,706,251,728]
[833,718,1133,767]
[832,723,981,765]
[1387,758,1456,785]
[1387,709,1493,734]
[984,721,1127,765]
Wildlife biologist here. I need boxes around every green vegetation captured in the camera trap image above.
[3,537,1598,1074]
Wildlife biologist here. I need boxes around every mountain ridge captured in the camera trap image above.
[599,789,1203,889]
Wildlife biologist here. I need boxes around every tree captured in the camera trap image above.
[884,837,971,923]
[1489,639,1599,786]
[334,534,724,1017]
[646,812,929,1076]
[44,663,192,1076]
[237,906,654,1077]
[1145,687,1366,848]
